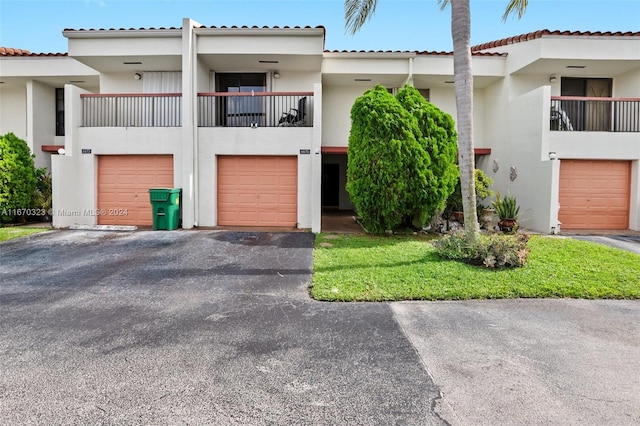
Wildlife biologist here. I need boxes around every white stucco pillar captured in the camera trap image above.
[311,83,323,233]
[180,18,200,229]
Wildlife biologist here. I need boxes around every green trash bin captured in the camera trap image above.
[149,188,181,230]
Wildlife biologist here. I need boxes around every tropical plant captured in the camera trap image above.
[344,0,529,244]
[0,132,38,223]
[346,85,458,233]
[492,192,520,220]
[492,192,521,234]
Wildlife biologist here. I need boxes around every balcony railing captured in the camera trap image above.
[80,92,314,128]
[550,96,640,132]
[198,92,314,127]
[81,93,182,127]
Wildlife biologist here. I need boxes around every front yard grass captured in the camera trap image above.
[311,233,640,301]
[0,227,50,242]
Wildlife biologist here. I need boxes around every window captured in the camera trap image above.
[55,88,64,136]
[561,78,613,131]
[215,73,267,126]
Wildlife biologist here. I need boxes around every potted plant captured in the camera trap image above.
[492,192,520,234]
[445,169,494,225]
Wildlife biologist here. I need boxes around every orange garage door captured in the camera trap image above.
[559,160,630,230]
[98,155,173,226]
[218,156,297,227]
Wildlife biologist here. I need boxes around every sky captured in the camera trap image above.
[0,0,638,54]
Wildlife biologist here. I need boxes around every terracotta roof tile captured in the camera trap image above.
[472,29,640,52]
[323,49,506,57]
[0,47,31,56]
[63,26,180,32]
[0,47,67,57]
[63,25,324,32]
[324,49,415,54]
[196,25,324,30]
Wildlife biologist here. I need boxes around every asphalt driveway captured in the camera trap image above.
[2,230,639,425]
[0,230,444,425]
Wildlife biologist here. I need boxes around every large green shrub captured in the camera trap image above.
[396,85,459,224]
[346,85,458,233]
[0,133,38,223]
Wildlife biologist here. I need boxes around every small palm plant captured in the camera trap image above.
[492,192,520,233]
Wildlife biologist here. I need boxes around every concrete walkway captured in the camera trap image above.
[392,299,640,425]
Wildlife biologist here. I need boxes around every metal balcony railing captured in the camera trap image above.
[81,93,182,127]
[198,92,314,127]
[550,96,640,132]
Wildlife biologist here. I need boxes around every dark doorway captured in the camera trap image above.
[322,163,340,207]
[215,73,266,126]
[561,77,613,131]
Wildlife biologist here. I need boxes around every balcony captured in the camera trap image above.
[550,96,640,132]
[198,92,314,127]
[81,92,315,128]
[81,93,182,127]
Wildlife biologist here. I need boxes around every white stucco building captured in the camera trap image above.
[1,21,638,233]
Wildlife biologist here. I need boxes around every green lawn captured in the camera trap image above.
[311,233,640,301]
[0,227,50,242]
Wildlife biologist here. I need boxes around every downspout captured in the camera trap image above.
[405,57,414,87]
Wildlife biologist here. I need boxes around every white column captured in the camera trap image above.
[311,83,323,233]
[180,18,200,229]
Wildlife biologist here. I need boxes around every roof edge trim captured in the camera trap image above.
[63,28,182,39]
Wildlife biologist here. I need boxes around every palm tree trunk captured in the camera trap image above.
[451,0,479,242]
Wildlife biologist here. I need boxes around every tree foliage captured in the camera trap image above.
[0,133,38,222]
[346,85,458,233]
[396,86,459,216]
[345,0,529,243]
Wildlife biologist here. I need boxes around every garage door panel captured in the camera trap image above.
[591,179,610,190]
[609,197,629,208]
[258,176,277,186]
[559,160,630,230]
[258,194,277,205]
[218,155,297,227]
[98,155,173,226]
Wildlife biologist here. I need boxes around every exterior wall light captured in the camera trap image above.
[134,73,142,80]
[549,151,558,160]
[549,75,558,84]
[273,71,280,79]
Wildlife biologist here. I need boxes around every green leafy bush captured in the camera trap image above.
[396,85,459,224]
[33,168,52,219]
[346,85,458,233]
[0,133,37,223]
[445,168,494,217]
[433,231,530,268]
[492,192,520,220]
